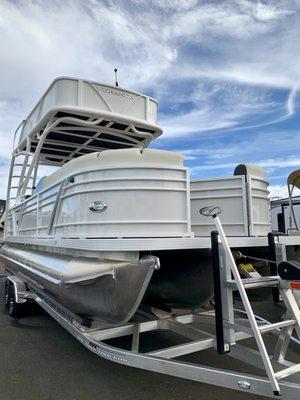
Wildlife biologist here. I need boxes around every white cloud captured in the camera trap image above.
[258,157,300,169]
[149,0,198,11]
[286,81,300,116]
[159,107,241,138]
[1,0,300,199]
[158,82,280,138]
[269,184,300,199]
[166,3,278,41]
[235,0,293,22]
[1,0,299,99]
[191,156,300,173]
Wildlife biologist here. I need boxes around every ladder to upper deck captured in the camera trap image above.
[7,151,36,206]
[5,147,37,236]
[201,206,300,396]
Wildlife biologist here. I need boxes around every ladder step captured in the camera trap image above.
[274,363,300,380]
[227,276,280,290]
[259,319,296,333]
[12,176,33,179]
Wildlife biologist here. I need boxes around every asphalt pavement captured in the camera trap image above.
[0,262,299,400]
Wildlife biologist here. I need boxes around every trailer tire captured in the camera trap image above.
[4,279,11,308]
[8,284,23,318]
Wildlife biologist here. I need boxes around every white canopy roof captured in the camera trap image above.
[14,77,163,166]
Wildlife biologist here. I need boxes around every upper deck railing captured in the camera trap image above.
[14,77,162,165]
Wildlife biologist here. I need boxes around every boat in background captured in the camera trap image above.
[271,169,300,294]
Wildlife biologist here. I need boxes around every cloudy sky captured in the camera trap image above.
[0,0,300,199]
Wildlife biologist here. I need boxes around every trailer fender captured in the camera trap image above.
[6,275,27,304]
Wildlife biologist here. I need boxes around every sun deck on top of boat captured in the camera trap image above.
[14,77,163,166]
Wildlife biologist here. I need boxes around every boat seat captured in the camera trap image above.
[41,148,183,191]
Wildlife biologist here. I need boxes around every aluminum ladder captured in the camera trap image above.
[201,206,300,396]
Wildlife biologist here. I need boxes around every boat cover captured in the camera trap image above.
[288,170,300,189]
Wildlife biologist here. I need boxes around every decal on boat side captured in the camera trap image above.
[101,87,135,100]
[76,335,129,364]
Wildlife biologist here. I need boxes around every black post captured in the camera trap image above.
[268,232,280,303]
[211,231,230,354]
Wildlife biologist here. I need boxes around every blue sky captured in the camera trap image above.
[0,0,300,198]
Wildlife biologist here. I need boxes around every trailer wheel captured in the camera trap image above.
[8,284,23,318]
[4,279,11,308]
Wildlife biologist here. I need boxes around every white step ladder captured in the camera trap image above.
[201,206,300,396]
[6,152,35,206]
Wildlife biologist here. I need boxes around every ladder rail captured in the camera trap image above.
[200,205,300,393]
[280,289,300,340]
[273,325,296,363]
[213,215,281,394]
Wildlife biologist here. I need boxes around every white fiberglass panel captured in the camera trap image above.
[248,176,270,236]
[191,176,248,237]
[148,100,157,123]
[55,179,189,238]
[7,149,190,239]
[40,85,56,121]
[56,79,78,106]
[191,173,270,237]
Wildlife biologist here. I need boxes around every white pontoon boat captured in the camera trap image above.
[1,77,214,325]
[1,77,300,398]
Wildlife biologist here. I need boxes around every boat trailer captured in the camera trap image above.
[3,210,300,399]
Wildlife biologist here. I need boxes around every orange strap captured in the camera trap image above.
[290,282,300,290]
